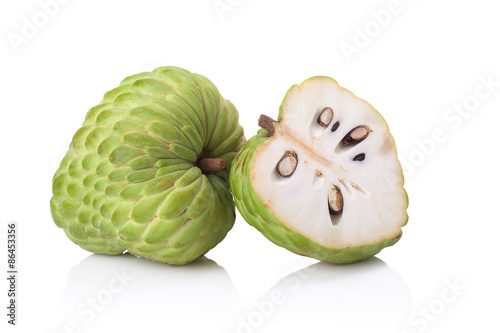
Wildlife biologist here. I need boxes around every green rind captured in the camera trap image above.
[51,66,244,265]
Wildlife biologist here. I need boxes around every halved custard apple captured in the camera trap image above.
[230,76,408,264]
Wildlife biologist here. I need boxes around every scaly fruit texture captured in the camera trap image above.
[51,66,245,265]
[230,76,408,264]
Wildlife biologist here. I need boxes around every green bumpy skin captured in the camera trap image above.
[51,66,245,265]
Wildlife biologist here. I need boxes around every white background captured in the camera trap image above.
[1,0,499,332]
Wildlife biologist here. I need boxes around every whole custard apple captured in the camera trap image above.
[230,76,408,264]
[51,66,245,265]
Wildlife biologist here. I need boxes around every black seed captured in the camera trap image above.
[331,121,340,132]
[328,184,343,215]
[353,153,365,161]
[342,126,371,145]
[318,107,334,127]
[276,151,298,177]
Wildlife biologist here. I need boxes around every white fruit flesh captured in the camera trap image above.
[251,77,407,248]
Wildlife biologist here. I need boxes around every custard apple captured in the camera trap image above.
[51,66,245,265]
[230,76,408,264]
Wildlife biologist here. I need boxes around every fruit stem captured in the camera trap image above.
[197,157,226,172]
[258,114,276,136]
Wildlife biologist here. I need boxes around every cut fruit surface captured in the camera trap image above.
[230,76,408,263]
